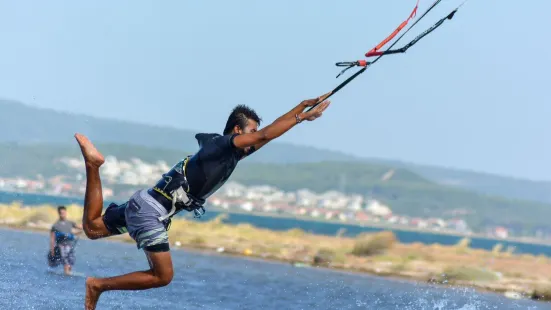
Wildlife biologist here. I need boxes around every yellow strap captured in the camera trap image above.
[152,187,173,200]
[182,156,190,193]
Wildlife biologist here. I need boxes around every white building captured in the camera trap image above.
[221,182,247,198]
[366,199,392,217]
[296,189,318,207]
[348,195,364,211]
[240,202,254,212]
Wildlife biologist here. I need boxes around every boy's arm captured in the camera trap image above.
[248,99,313,153]
[233,94,331,151]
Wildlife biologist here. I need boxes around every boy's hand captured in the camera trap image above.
[301,100,331,122]
[300,92,332,109]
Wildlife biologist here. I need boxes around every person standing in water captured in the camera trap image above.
[74,94,331,309]
[49,205,83,275]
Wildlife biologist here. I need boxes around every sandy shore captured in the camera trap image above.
[1,203,550,303]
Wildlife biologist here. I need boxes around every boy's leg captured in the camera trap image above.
[85,251,173,309]
[74,133,111,239]
[84,189,173,309]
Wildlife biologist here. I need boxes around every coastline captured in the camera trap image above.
[4,189,550,247]
[206,207,551,247]
[2,204,550,303]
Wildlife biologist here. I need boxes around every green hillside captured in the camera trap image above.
[405,164,551,205]
[1,142,550,231]
[231,162,551,231]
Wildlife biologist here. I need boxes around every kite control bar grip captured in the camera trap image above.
[365,48,407,58]
[365,51,383,57]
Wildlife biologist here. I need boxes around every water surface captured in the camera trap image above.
[0,229,549,309]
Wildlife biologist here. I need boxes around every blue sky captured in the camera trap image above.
[0,0,549,181]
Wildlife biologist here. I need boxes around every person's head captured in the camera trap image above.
[223,105,262,151]
[57,206,67,220]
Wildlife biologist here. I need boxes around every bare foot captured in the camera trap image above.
[85,277,102,310]
[74,133,105,168]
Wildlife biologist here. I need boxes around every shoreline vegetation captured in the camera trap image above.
[207,207,551,247]
[1,202,550,303]
[4,189,551,247]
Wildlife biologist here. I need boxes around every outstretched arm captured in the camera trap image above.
[233,93,332,151]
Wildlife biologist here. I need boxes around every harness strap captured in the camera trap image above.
[154,156,206,223]
[158,187,191,222]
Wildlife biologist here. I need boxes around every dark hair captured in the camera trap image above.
[223,104,262,135]
[57,206,66,212]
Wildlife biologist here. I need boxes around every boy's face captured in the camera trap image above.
[235,119,259,153]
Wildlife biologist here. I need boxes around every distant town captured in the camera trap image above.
[0,155,549,242]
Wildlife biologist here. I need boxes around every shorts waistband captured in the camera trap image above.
[134,189,169,217]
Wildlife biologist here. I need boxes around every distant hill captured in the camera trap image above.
[1,142,551,232]
[365,159,551,205]
[404,164,551,206]
[0,99,358,163]
[1,99,549,204]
